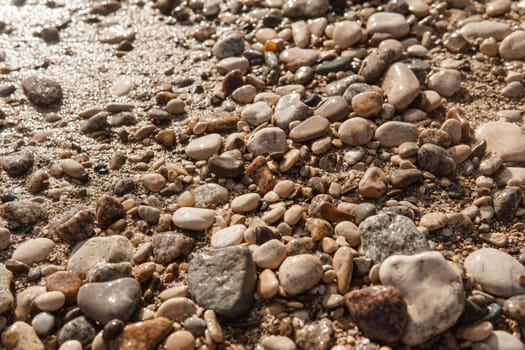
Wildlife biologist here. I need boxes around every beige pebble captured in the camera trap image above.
[273,180,296,199]
[165,330,195,350]
[156,297,197,322]
[261,335,296,350]
[141,173,166,192]
[334,221,360,247]
[278,254,323,296]
[34,291,65,312]
[458,321,493,342]
[284,205,304,226]
[204,309,224,343]
[60,159,85,178]
[58,340,83,350]
[253,239,287,269]
[419,212,448,231]
[185,134,222,160]
[258,269,279,299]
[12,238,55,265]
[333,246,353,294]
[262,206,286,224]
[231,193,261,213]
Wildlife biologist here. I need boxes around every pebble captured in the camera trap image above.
[493,186,522,221]
[253,239,287,269]
[172,207,216,231]
[152,232,193,264]
[166,98,185,114]
[141,173,166,192]
[106,317,173,350]
[359,212,430,263]
[56,209,95,241]
[241,102,273,126]
[366,12,409,38]
[316,56,351,75]
[21,75,62,106]
[419,212,448,231]
[34,291,65,311]
[486,0,511,16]
[191,183,228,208]
[279,48,319,72]
[382,63,420,110]
[499,31,525,60]
[389,168,423,188]
[258,269,279,298]
[344,285,408,343]
[164,330,195,350]
[333,21,361,50]
[472,331,525,350]
[375,121,418,147]
[156,297,197,322]
[278,254,323,295]
[211,224,246,248]
[58,316,97,347]
[315,96,350,122]
[45,271,82,305]
[12,238,55,265]
[465,248,525,297]
[351,91,383,118]
[358,166,386,199]
[185,133,222,160]
[67,235,133,279]
[32,312,55,337]
[502,81,524,98]
[77,278,140,324]
[213,31,244,59]
[95,195,126,229]
[0,151,34,177]
[338,117,374,145]
[58,340,83,350]
[503,294,525,322]
[458,21,511,42]
[282,0,329,18]
[111,76,133,96]
[0,264,14,314]
[476,122,525,162]
[232,84,257,104]
[380,252,464,346]
[295,319,333,350]
[417,143,456,176]
[188,246,256,317]
[289,116,330,142]
[208,156,244,178]
[458,321,493,342]
[2,321,44,350]
[231,193,261,213]
[333,246,353,294]
[247,127,288,155]
[427,70,461,97]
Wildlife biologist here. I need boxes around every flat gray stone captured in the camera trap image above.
[187,246,256,318]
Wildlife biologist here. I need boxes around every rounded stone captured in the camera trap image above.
[185,134,222,160]
[165,330,196,350]
[12,238,55,265]
[22,75,62,106]
[156,297,198,322]
[427,70,461,97]
[172,207,216,231]
[141,173,167,192]
[278,254,323,296]
[366,12,409,38]
[261,335,296,350]
[375,121,418,147]
[247,127,288,156]
[231,193,261,213]
[253,239,287,269]
[338,117,374,145]
[351,91,383,118]
[60,159,85,178]
[45,271,82,305]
[34,291,66,312]
[333,21,362,49]
[32,312,55,337]
[499,31,525,61]
[211,224,246,248]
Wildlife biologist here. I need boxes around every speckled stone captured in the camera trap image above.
[21,75,62,106]
[188,246,257,317]
[359,212,430,263]
[380,252,465,346]
[344,285,408,343]
[153,232,194,264]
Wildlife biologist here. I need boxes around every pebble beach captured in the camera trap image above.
[1,0,525,349]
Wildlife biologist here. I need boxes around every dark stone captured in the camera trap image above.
[114,178,136,196]
[493,186,522,221]
[56,209,96,241]
[58,316,97,346]
[208,156,244,178]
[344,285,408,343]
[187,246,257,318]
[95,195,126,229]
[222,69,244,96]
[22,75,62,106]
[80,112,109,134]
[86,261,132,282]
[358,47,399,83]
[417,143,456,176]
[0,84,15,96]
[316,57,351,75]
[0,151,34,177]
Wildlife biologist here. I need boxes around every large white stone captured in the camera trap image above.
[380,251,464,346]
[476,121,525,162]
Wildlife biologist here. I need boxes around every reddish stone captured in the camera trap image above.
[45,271,82,305]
